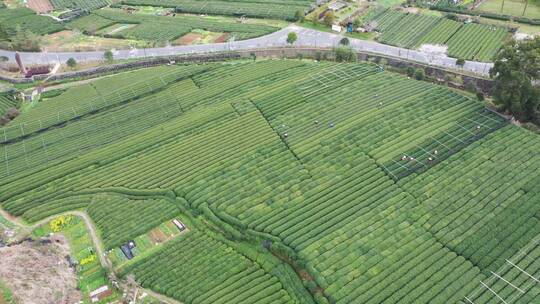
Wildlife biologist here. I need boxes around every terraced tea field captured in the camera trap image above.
[0,7,64,36]
[364,8,511,61]
[67,8,280,42]
[0,60,539,304]
[120,0,314,21]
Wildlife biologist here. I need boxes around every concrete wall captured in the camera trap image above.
[0,47,494,94]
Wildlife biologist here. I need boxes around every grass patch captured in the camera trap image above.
[477,0,540,19]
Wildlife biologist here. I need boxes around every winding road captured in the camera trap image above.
[0,25,493,76]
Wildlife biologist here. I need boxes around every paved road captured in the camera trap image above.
[0,25,493,76]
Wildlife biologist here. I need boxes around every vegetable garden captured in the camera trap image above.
[0,60,538,304]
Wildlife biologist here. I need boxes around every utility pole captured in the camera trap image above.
[522,0,528,16]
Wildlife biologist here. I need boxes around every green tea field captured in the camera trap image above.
[0,59,539,304]
[364,8,511,61]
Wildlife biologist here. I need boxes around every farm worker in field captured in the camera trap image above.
[329,123,334,128]
[434,150,438,155]
[314,120,319,125]
[283,133,288,138]
[428,157,434,162]
[401,155,407,161]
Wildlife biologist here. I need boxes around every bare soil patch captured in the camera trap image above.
[149,229,167,243]
[27,0,53,13]
[0,236,82,304]
[175,33,202,45]
[214,33,230,43]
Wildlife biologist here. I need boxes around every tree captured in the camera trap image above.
[490,37,540,123]
[335,47,356,62]
[286,32,298,45]
[339,37,350,46]
[414,68,425,80]
[104,50,114,63]
[66,58,77,68]
[294,10,304,22]
[324,11,335,26]
[456,58,466,66]
[406,66,415,77]
[353,17,362,29]
[476,90,485,101]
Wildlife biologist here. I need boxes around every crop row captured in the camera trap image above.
[446,23,509,61]
[0,7,64,35]
[465,234,540,303]
[0,61,538,304]
[366,9,510,61]
[1,65,210,142]
[120,0,312,21]
[51,0,110,11]
[67,8,279,41]
[379,13,441,48]
[87,194,180,249]
[0,94,18,117]
[118,231,293,304]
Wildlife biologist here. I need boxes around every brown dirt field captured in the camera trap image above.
[27,0,53,14]
[149,229,167,244]
[214,33,230,43]
[0,236,82,304]
[175,33,202,45]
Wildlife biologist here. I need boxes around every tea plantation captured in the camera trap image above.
[0,60,539,304]
[364,8,511,61]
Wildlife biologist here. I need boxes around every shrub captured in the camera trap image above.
[414,68,425,80]
[324,11,335,26]
[104,50,113,63]
[287,32,298,45]
[406,66,415,77]
[456,58,466,66]
[476,91,485,101]
[295,10,304,22]
[66,57,77,68]
[339,37,350,46]
[335,47,356,62]
[5,107,20,120]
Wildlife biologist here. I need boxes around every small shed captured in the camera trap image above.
[90,285,113,303]
[173,219,186,232]
[120,240,136,260]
